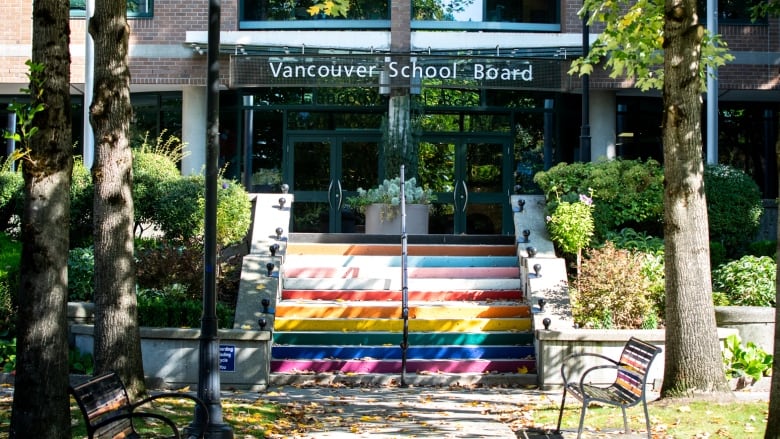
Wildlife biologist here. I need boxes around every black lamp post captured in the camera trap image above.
[580,2,591,162]
[189,0,233,436]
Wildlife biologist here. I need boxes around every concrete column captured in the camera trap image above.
[589,91,616,161]
[181,86,207,176]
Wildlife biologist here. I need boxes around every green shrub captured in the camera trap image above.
[70,157,94,248]
[0,170,23,234]
[723,334,773,381]
[534,159,664,239]
[135,239,204,300]
[155,176,251,247]
[546,193,594,259]
[606,228,666,318]
[571,242,658,329]
[710,241,727,269]
[132,147,181,237]
[137,289,234,329]
[69,348,94,375]
[748,240,776,259]
[606,228,664,255]
[215,180,252,247]
[155,176,203,242]
[0,338,15,372]
[712,255,776,307]
[68,246,95,302]
[703,164,763,255]
[0,233,20,336]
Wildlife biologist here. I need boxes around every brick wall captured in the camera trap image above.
[2,0,780,93]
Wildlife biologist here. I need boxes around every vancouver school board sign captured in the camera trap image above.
[230,54,561,90]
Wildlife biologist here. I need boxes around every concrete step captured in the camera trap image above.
[268,372,538,387]
[271,345,536,360]
[282,266,520,279]
[270,359,536,374]
[280,289,523,301]
[272,331,535,346]
[285,242,518,256]
[273,317,532,332]
[282,277,521,291]
[275,302,531,319]
[282,255,520,268]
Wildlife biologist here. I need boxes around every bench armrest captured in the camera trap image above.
[560,352,619,386]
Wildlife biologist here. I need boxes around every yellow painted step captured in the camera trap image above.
[273,317,532,332]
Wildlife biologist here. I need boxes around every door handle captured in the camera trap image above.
[461,180,468,212]
[327,179,334,209]
[336,179,343,211]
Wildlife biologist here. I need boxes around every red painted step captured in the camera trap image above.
[280,289,524,301]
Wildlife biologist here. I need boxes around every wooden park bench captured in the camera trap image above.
[69,371,208,439]
[556,337,662,439]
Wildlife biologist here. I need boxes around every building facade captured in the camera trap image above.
[2,0,779,234]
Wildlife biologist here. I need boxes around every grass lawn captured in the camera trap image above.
[504,392,769,438]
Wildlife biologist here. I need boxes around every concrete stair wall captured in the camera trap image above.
[270,239,536,386]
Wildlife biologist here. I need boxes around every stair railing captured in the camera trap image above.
[400,165,410,386]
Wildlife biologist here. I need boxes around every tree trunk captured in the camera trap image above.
[9,0,72,436]
[765,134,780,438]
[659,0,731,397]
[89,0,145,398]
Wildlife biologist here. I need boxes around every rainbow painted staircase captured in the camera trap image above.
[269,234,536,386]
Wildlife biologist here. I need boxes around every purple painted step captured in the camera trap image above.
[271,359,536,374]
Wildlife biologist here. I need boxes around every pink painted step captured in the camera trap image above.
[280,289,523,301]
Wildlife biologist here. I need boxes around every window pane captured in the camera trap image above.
[129,0,152,15]
[413,0,559,24]
[70,0,154,17]
[70,0,153,17]
[242,0,388,21]
[697,0,766,24]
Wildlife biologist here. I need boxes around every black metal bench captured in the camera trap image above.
[556,337,662,439]
[69,371,208,439]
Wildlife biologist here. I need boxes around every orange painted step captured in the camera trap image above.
[282,266,519,279]
[275,303,532,319]
[285,243,517,256]
[281,289,524,301]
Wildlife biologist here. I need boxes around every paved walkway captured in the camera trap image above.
[223,385,685,438]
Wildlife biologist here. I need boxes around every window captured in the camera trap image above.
[241,0,389,22]
[70,0,153,18]
[413,0,559,24]
[696,0,766,24]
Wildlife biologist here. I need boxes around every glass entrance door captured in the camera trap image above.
[289,135,379,233]
[419,137,512,234]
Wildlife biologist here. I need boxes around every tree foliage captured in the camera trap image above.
[571,0,733,91]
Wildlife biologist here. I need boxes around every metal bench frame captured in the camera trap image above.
[69,371,208,439]
[556,337,662,439]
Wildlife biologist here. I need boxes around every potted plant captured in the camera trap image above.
[251,168,281,193]
[347,176,435,235]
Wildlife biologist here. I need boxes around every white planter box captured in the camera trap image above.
[364,203,429,234]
